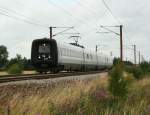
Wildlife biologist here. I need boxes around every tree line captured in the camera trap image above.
[0,45,33,74]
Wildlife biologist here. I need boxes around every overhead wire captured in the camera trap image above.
[73,0,108,38]
[6,0,139,60]
[102,0,134,48]
[13,0,24,6]
[111,47,135,62]
[0,5,49,29]
[0,0,137,61]
[102,0,121,24]
[53,27,74,37]
[75,0,99,17]
[46,0,90,41]
[0,6,44,25]
[48,0,108,39]
[0,11,48,28]
[123,26,133,44]
[48,0,89,26]
[101,0,139,60]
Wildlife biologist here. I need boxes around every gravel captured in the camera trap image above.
[0,72,107,87]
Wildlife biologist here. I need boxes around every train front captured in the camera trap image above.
[31,38,58,72]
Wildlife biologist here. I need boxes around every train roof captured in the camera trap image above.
[33,38,113,59]
[56,40,113,59]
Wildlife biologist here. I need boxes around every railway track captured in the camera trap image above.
[0,71,106,84]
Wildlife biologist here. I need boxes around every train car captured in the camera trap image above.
[31,38,113,73]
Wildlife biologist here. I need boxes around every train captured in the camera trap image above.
[31,38,113,73]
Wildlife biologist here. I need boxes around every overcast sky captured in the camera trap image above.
[0,0,149,62]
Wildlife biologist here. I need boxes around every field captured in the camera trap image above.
[0,74,150,115]
[0,71,37,76]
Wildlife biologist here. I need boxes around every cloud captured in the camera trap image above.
[0,0,149,62]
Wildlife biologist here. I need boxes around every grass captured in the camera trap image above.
[23,71,37,74]
[0,71,36,76]
[0,74,150,115]
[0,71,8,76]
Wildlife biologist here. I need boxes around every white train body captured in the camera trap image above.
[57,41,113,71]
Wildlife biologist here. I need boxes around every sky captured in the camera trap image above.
[0,0,149,63]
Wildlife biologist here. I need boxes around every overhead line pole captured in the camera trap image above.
[50,26,53,39]
[134,45,136,65]
[96,45,98,52]
[132,45,136,65]
[120,25,123,62]
[99,25,123,62]
[49,26,74,39]
[139,51,141,64]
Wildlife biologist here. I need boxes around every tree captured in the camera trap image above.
[113,57,121,66]
[6,54,24,74]
[22,57,34,70]
[6,54,34,71]
[124,60,133,66]
[108,64,128,99]
[0,45,8,68]
[6,54,23,68]
[140,61,150,73]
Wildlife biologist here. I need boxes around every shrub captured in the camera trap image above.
[113,58,121,66]
[7,63,23,74]
[108,64,129,99]
[123,72,135,84]
[140,62,150,73]
[132,67,143,79]
[126,66,143,79]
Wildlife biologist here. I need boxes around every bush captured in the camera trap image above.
[113,58,121,66]
[140,62,150,73]
[126,66,143,79]
[132,67,143,79]
[7,63,23,74]
[108,64,129,99]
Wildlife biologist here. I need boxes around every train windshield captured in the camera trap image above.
[38,43,51,60]
[39,44,50,54]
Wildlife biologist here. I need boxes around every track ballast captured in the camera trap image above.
[0,71,107,84]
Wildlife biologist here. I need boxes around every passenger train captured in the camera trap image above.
[31,38,113,73]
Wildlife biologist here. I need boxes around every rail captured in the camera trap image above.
[0,71,107,84]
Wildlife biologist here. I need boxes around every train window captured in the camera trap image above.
[65,49,67,56]
[72,50,73,57]
[62,49,64,56]
[87,54,89,59]
[67,49,68,56]
[70,50,72,57]
[68,50,69,56]
[64,49,66,56]
[66,49,68,56]
[66,49,67,56]
[69,50,71,56]
[80,52,82,58]
[60,49,62,56]
[63,48,65,56]
[90,54,92,60]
